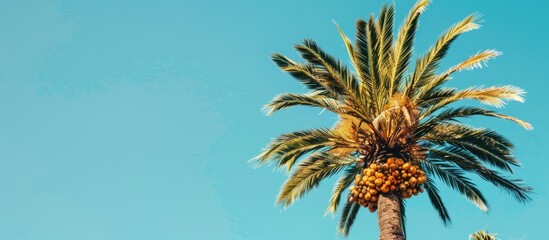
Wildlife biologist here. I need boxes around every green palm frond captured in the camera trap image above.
[422,123,521,172]
[430,146,532,203]
[295,40,362,103]
[391,0,429,92]
[335,21,372,113]
[253,129,353,170]
[421,160,488,211]
[420,106,532,132]
[325,167,360,216]
[277,152,355,207]
[417,87,456,108]
[337,201,361,237]
[423,177,451,225]
[271,53,330,94]
[377,4,395,68]
[366,15,384,114]
[263,92,341,116]
[428,140,514,173]
[407,14,481,97]
[334,22,358,74]
[400,198,407,237]
[376,4,395,98]
[354,19,371,91]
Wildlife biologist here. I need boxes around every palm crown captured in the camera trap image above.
[253,0,532,237]
[469,230,497,240]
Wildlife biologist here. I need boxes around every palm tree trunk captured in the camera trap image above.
[377,192,405,240]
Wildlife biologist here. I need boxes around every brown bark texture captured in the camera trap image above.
[377,192,405,240]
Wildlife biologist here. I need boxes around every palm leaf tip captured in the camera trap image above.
[459,50,502,71]
[422,161,489,212]
[262,92,340,116]
[520,121,533,131]
[271,53,293,68]
[413,0,430,14]
[337,201,361,237]
[248,155,263,169]
[492,112,533,130]
[333,20,358,68]
[424,178,452,225]
[500,85,526,103]
[324,168,358,217]
[482,85,526,107]
[460,13,482,32]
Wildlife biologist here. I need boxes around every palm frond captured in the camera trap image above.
[253,129,350,169]
[421,85,527,119]
[421,160,489,211]
[400,198,407,237]
[391,0,430,93]
[450,85,524,107]
[354,19,372,93]
[334,21,373,113]
[377,4,395,96]
[417,50,501,100]
[277,152,355,207]
[448,49,501,71]
[378,4,395,67]
[430,146,532,203]
[263,92,342,116]
[420,106,532,132]
[335,21,358,72]
[422,123,522,171]
[366,15,384,113]
[337,201,361,237]
[271,53,329,93]
[407,14,481,97]
[325,167,360,216]
[417,87,456,108]
[295,39,362,103]
[423,176,451,225]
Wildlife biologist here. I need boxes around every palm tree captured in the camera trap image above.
[469,230,497,240]
[252,0,532,239]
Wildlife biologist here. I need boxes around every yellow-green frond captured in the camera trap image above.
[420,106,533,131]
[416,50,501,100]
[325,167,359,217]
[454,50,501,71]
[252,128,346,169]
[421,85,527,119]
[337,201,361,236]
[334,21,357,69]
[487,112,533,130]
[455,85,525,107]
[276,153,355,208]
[391,0,430,90]
[263,92,341,116]
[407,14,481,98]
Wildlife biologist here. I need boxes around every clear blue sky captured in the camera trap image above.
[0,0,547,239]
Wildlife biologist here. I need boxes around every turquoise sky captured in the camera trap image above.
[1,1,548,239]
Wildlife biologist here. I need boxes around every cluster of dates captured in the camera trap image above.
[349,157,427,212]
